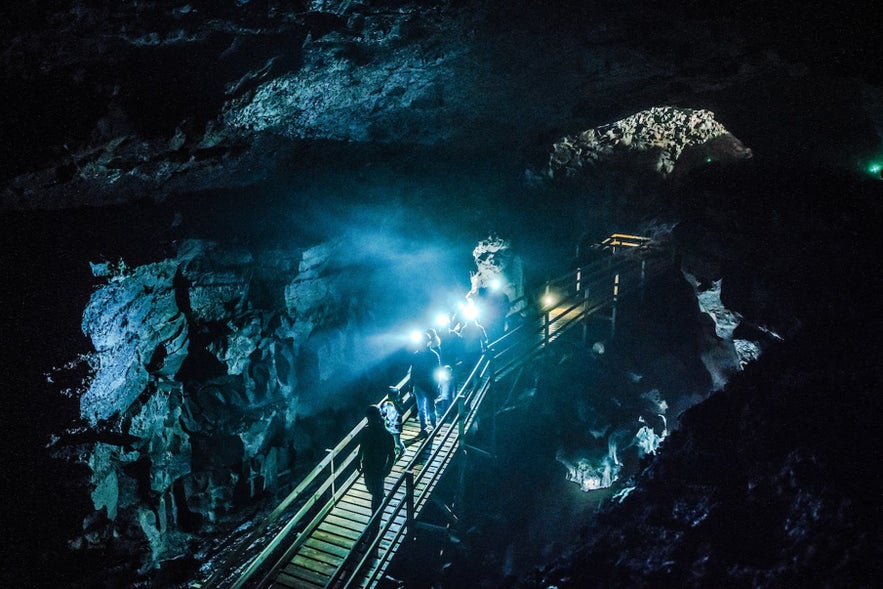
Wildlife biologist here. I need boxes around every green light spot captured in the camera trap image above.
[705,157,713,163]
[869,163,882,174]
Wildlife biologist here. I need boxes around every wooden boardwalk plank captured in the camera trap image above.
[318,523,362,543]
[314,525,359,546]
[297,543,344,567]
[331,504,371,523]
[293,554,339,576]
[270,405,466,589]
[303,537,353,559]
[326,513,368,533]
[336,500,373,518]
[273,569,323,589]
[281,563,329,587]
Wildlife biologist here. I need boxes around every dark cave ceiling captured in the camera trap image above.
[2,0,881,209]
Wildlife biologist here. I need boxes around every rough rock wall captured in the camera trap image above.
[73,238,365,573]
[223,4,467,145]
[518,319,882,589]
[0,0,485,209]
[469,235,523,305]
[549,106,752,179]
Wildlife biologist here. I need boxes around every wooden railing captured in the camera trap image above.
[198,235,665,589]
[198,370,414,589]
[324,355,494,589]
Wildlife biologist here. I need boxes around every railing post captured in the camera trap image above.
[490,358,497,456]
[405,469,415,537]
[582,286,590,345]
[457,394,465,449]
[326,448,335,498]
[611,272,619,339]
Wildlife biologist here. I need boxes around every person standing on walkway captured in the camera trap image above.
[380,399,406,457]
[434,364,455,418]
[410,331,441,438]
[358,404,397,539]
[458,316,488,369]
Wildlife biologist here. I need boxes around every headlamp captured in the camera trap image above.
[462,301,479,321]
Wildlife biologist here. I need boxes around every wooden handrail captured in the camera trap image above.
[333,356,493,589]
[201,235,664,589]
[201,372,414,589]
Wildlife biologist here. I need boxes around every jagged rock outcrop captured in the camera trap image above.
[469,235,524,305]
[549,106,753,180]
[517,317,881,589]
[82,259,189,425]
[0,1,483,208]
[680,271,750,390]
[72,238,371,573]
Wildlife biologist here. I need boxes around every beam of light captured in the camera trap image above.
[434,312,451,328]
[542,293,556,308]
[409,330,424,345]
[462,300,479,321]
[490,278,502,291]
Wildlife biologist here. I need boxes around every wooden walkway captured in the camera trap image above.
[269,417,461,589]
[199,234,665,589]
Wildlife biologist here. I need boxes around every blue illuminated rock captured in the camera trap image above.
[549,106,752,179]
[81,260,187,426]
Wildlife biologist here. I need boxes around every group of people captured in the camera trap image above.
[411,311,492,439]
[356,291,509,541]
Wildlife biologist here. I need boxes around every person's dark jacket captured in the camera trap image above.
[459,321,488,356]
[410,346,440,388]
[358,423,396,478]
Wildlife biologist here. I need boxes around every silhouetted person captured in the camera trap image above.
[358,405,396,539]
[458,316,488,372]
[410,332,441,437]
[474,286,511,342]
[435,364,455,418]
[432,318,460,366]
[491,289,512,342]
